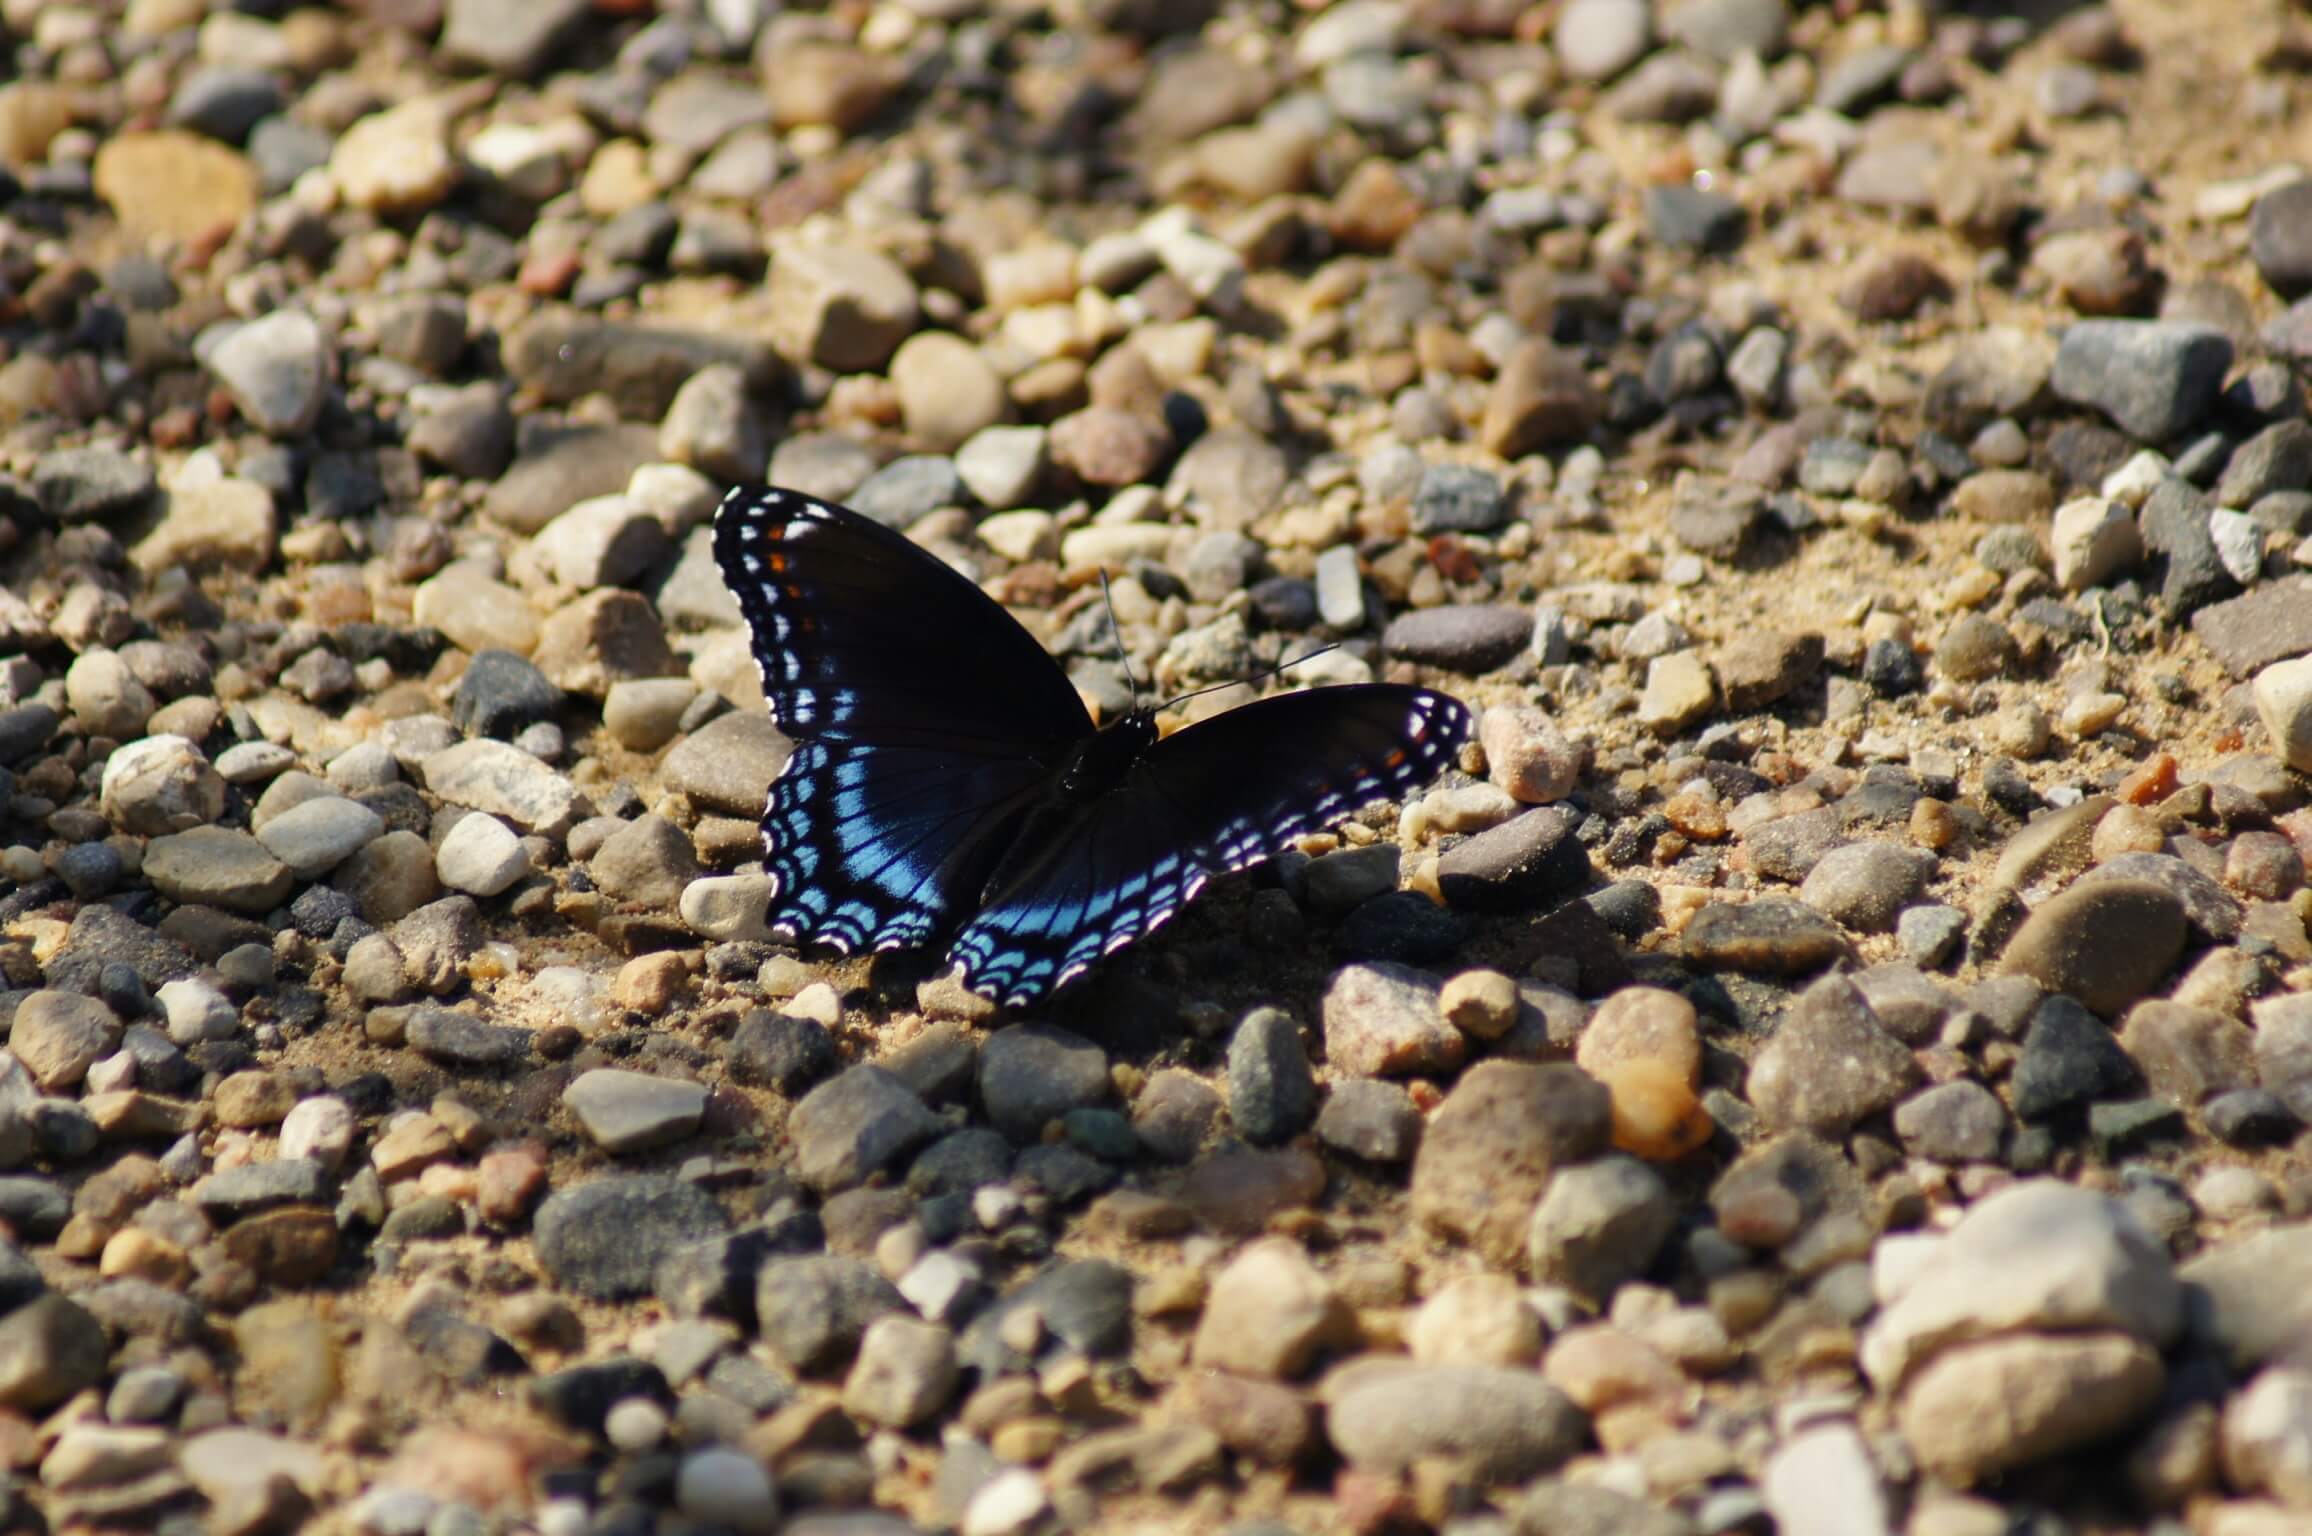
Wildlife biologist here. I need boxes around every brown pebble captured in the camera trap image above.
[612,951,690,1013]
[477,1141,549,1225]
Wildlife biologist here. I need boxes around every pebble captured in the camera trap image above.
[254,796,383,880]
[1483,338,1602,457]
[757,1255,906,1377]
[2254,655,2312,772]
[1321,962,1461,1078]
[1410,1062,1610,1267]
[1797,840,1937,933]
[1479,705,1583,803]
[433,813,531,898]
[1763,1422,1893,1536]
[1227,1008,1318,1146]
[1527,1154,1675,1300]
[1746,973,1919,1133]
[204,310,330,438]
[89,129,258,243]
[1863,1179,2180,1389]
[843,1315,960,1429]
[1637,650,1717,733]
[1996,879,2189,1016]
[1192,1238,1353,1379]
[788,1066,942,1191]
[1315,1079,1422,1164]
[562,1069,707,1154]
[2050,320,2233,444]
[533,1174,727,1300]
[99,733,224,836]
[1900,1331,2165,1485]
[1323,1361,1585,1482]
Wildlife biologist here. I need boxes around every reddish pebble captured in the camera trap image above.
[518,249,580,297]
[1333,1467,1414,1536]
[2115,752,2179,805]
[477,1140,549,1225]
[2227,830,2306,899]
[1714,1183,1803,1249]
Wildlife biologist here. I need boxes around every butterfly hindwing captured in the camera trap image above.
[948,685,1471,1005]
[758,738,1047,953]
[714,487,1090,952]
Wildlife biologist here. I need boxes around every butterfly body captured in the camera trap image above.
[714,486,1472,1006]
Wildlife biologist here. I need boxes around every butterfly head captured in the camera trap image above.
[1057,708,1159,799]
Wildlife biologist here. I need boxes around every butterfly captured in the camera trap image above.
[711,486,1472,1007]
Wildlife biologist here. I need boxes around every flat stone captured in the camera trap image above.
[1898,1332,2164,1486]
[1861,1178,2181,1389]
[1798,840,1937,933]
[1682,897,1852,975]
[1996,879,2188,1016]
[563,1069,708,1154]
[505,314,781,421]
[1323,1361,1585,1482]
[660,712,789,818]
[2192,578,2312,678]
[2049,320,2232,444]
[404,1005,532,1068]
[1436,806,1591,912]
[534,1174,728,1300]
[142,827,294,915]
[420,740,584,837]
[979,1025,1109,1142]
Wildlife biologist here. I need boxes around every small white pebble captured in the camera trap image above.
[604,1396,668,1453]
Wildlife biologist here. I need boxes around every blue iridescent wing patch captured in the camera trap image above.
[713,486,1472,1005]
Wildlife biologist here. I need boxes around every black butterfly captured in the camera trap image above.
[711,486,1472,1007]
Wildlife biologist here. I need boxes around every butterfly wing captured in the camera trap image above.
[713,487,1095,954]
[947,684,1470,1005]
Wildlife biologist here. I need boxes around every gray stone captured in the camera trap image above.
[535,1174,729,1299]
[1227,1008,1317,1147]
[2049,320,2232,443]
[563,1069,708,1154]
[789,1065,942,1192]
[1525,1154,1675,1300]
[1325,1362,1585,1481]
[978,1025,1109,1142]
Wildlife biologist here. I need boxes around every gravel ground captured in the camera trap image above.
[4,1,2312,1534]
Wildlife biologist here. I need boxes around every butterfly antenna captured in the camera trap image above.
[1099,568,1142,705]
[1155,643,1342,712]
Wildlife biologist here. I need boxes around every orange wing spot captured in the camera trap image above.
[1385,748,1407,768]
[766,552,788,573]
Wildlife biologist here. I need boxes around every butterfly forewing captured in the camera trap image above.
[713,487,1092,749]
[949,685,1471,1005]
